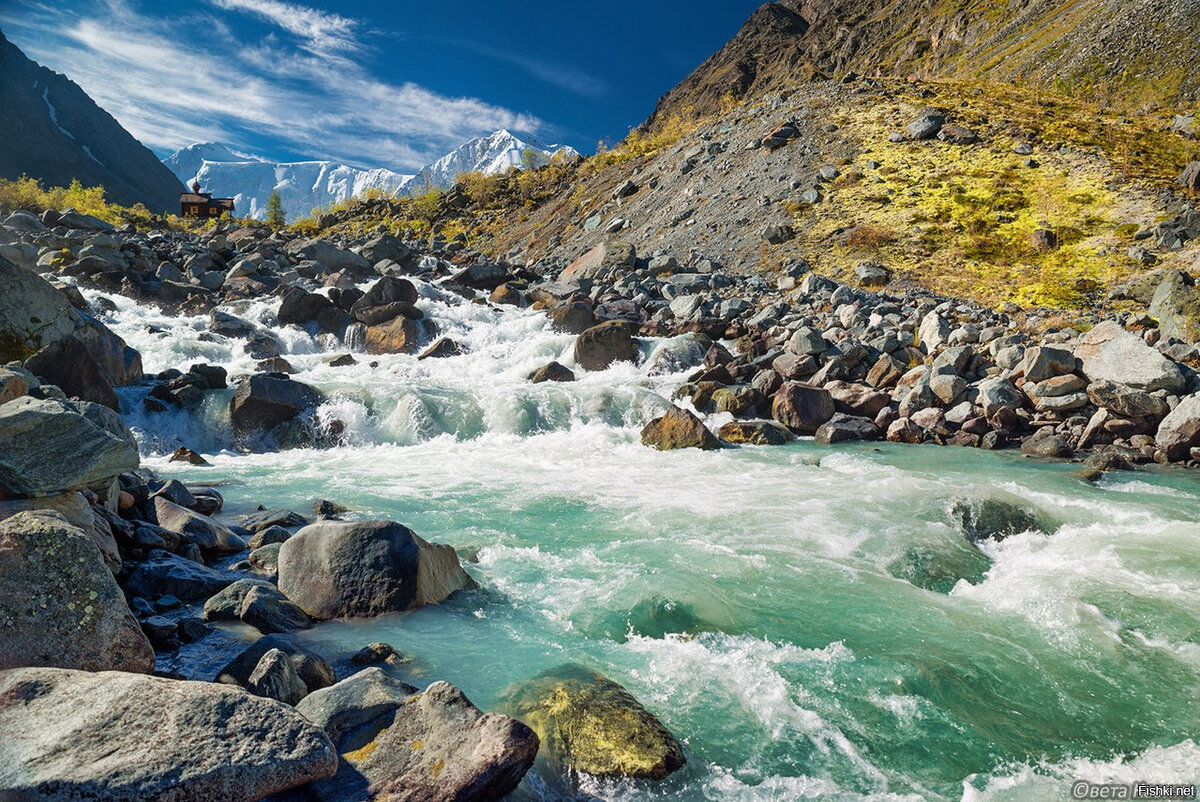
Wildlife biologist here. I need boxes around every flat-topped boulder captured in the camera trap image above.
[1075,321,1186,392]
[0,667,337,800]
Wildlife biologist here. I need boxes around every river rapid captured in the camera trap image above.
[91,279,1200,801]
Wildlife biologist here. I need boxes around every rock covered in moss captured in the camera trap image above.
[641,405,721,450]
[501,663,686,780]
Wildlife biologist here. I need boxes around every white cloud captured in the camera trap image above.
[0,0,545,171]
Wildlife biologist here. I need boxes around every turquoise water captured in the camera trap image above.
[97,283,1200,800]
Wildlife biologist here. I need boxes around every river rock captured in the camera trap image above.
[717,420,793,445]
[278,287,335,327]
[204,578,312,633]
[574,320,640,371]
[230,373,324,443]
[277,519,476,620]
[560,240,636,283]
[0,667,337,800]
[216,634,335,696]
[502,663,685,780]
[298,671,538,802]
[1086,380,1169,420]
[1155,394,1200,460]
[364,315,420,354]
[247,647,310,705]
[0,397,139,497]
[24,335,118,408]
[0,511,153,673]
[352,276,419,324]
[815,413,880,444]
[640,405,721,450]
[0,253,80,362]
[529,361,576,383]
[153,496,246,557]
[952,496,1053,544]
[1075,320,1186,392]
[287,238,373,276]
[976,377,1025,417]
[772,381,836,434]
[546,300,597,334]
[123,549,238,601]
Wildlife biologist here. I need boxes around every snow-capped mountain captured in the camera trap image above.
[163,144,413,221]
[404,130,581,192]
[163,130,580,220]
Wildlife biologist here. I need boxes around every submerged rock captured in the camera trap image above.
[888,540,992,594]
[298,670,538,802]
[640,405,722,450]
[0,510,153,673]
[502,663,685,780]
[277,519,476,620]
[529,361,576,383]
[0,666,337,800]
[951,496,1054,545]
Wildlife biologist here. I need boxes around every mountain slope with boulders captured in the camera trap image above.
[643,0,1200,131]
[0,31,185,212]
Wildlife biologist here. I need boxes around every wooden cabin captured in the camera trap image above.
[180,182,235,218]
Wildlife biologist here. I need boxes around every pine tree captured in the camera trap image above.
[265,189,285,228]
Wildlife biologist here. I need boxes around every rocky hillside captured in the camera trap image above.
[643,0,1200,131]
[0,32,185,213]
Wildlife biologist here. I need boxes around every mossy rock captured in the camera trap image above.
[501,663,686,780]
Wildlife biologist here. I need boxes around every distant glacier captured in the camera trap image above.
[163,132,579,222]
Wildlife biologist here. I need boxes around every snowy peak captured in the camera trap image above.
[407,130,580,192]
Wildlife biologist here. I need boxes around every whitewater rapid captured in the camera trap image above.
[85,282,1200,801]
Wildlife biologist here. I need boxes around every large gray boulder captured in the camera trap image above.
[286,239,373,275]
[297,670,538,802]
[560,240,636,283]
[0,511,153,673]
[1156,394,1200,460]
[772,381,835,434]
[229,373,323,443]
[1076,321,1186,392]
[0,667,337,800]
[977,378,1026,417]
[277,519,476,620]
[123,550,238,602]
[0,253,80,362]
[0,397,139,497]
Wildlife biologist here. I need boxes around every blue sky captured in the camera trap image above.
[1,0,763,171]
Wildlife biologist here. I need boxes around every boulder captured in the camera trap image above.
[277,519,476,620]
[717,420,793,445]
[951,496,1053,544]
[454,263,509,290]
[230,374,324,443]
[0,367,29,404]
[247,647,310,705]
[286,239,373,275]
[351,276,419,324]
[0,511,153,673]
[1019,345,1076,383]
[0,253,80,362]
[1180,160,1200,192]
[298,671,538,802]
[153,496,246,557]
[216,634,335,696]
[123,550,238,602]
[528,361,576,383]
[1148,270,1200,343]
[0,667,337,800]
[1076,321,1185,392]
[204,578,312,633]
[772,382,835,434]
[502,663,685,780]
[364,315,420,354]
[815,413,880,444]
[0,397,139,497]
[546,300,597,334]
[906,112,945,140]
[976,378,1025,417]
[560,241,636,283]
[25,336,118,408]
[1086,380,1169,420]
[574,320,640,371]
[278,288,335,326]
[1156,394,1200,460]
[640,405,722,450]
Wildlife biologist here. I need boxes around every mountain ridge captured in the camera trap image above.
[0,31,185,213]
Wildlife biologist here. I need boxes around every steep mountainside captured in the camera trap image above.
[0,31,184,213]
[644,0,1200,130]
[164,144,413,221]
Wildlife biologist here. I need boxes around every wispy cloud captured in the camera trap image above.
[0,0,544,170]
[445,38,610,98]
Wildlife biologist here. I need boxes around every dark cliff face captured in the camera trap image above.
[0,31,185,213]
[643,0,1200,131]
